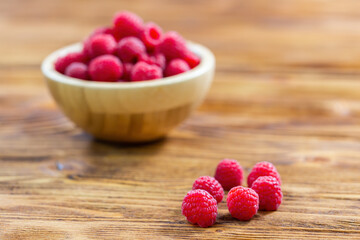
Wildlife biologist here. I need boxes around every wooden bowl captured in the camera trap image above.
[41,42,215,142]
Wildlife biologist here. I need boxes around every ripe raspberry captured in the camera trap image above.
[183,50,200,69]
[181,189,217,228]
[117,37,146,63]
[251,176,283,211]
[89,54,123,82]
[139,53,166,69]
[247,161,281,187]
[54,51,86,74]
[158,31,187,60]
[192,176,224,204]
[88,26,114,38]
[227,186,259,221]
[131,61,162,81]
[141,22,163,50]
[122,63,133,81]
[87,34,117,58]
[214,159,243,191]
[112,11,144,40]
[83,28,114,60]
[164,58,190,77]
[65,62,89,80]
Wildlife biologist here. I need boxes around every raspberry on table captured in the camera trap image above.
[192,176,224,204]
[227,186,259,221]
[158,31,188,60]
[141,22,163,50]
[247,161,281,187]
[65,62,89,80]
[183,50,200,69]
[214,159,244,191]
[181,189,218,228]
[112,11,144,40]
[251,176,282,211]
[131,61,162,81]
[87,34,117,58]
[89,54,123,82]
[164,58,190,77]
[117,37,146,63]
[54,52,86,74]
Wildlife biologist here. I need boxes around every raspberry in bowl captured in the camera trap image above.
[41,11,215,142]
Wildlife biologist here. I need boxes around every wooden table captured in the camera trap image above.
[1,0,360,239]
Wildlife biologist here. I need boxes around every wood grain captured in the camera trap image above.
[1,0,360,239]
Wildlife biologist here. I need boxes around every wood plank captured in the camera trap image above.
[0,0,360,239]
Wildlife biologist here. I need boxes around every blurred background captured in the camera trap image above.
[1,1,360,239]
[4,0,360,82]
[3,0,360,121]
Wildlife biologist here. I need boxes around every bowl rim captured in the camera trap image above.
[41,41,215,89]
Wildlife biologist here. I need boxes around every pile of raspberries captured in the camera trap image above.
[181,160,283,227]
[54,11,200,82]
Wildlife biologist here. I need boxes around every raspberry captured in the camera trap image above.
[158,31,187,60]
[140,53,166,69]
[65,62,89,80]
[141,22,163,50]
[139,53,166,69]
[87,34,117,58]
[183,50,200,69]
[112,11,144,40]
[192,176,224,204]
[181,189,217,228]
[131,61,162,81]
[164,59,190,77]
[117,37,146,63]
[89,54,123,82]
[83,28,114,59]
[251,176,283,211]
[122,63,133,81]
[247,161,281,187]
[88,26,114,38]
[227,186,259,221]
[54,51,86,74]
[214,159,243,191]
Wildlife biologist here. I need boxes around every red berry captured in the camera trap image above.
[181,189,217,228]
[89,55,123,82]
[54,52,86,74]
[183,50,200,69]
[227,186,259,221]
[82,40,92,60]
[65,62,89,80]
[247,161,281,187]
[141,22,163,50]
[117,37,146,63]
[214,159,243,191]
[131,61,162,81]
[251,176,283,211]
[139,53,166,69]
[153,53,166,69]
[89,26,114,38]
[83,28,113,59]
[164,58,190,77]
[158,31,187,60]
[122,63,133,81]
[192,176,224,204]
[112,11,144,40]
[87,34,117,58]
